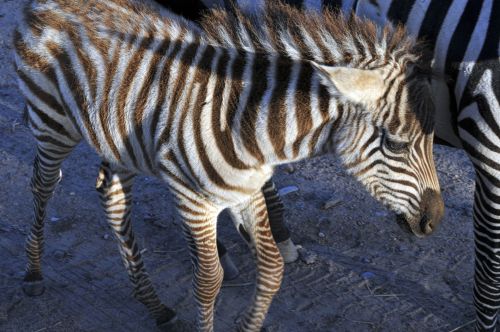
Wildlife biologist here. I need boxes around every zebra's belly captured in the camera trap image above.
[431,78,463,148]
[157,146,275,208]
[70,107,159,177]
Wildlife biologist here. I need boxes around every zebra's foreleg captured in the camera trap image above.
[176,196,222,332]
[229,191,285,332]
[95,162,177,328]
[23,143,75,296]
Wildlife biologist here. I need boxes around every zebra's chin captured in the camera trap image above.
[395,214,416,236]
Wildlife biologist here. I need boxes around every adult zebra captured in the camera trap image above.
[15,0,443,330]
[155,0,500,330]
[345,6,499,331]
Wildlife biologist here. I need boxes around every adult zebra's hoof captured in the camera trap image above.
[22,280,45,296]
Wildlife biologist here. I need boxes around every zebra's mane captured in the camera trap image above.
[200,2,426,69]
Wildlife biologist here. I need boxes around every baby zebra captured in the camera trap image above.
[14,0,444,331]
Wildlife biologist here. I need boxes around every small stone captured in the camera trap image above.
[284,164,295,173]
[298,248,318,265]
[318,232,325,238]
[50,216,60,222]
[361,271,375,280]
[278,185,299,197]
[322,197,343,210]
[103,234,110,240]
[326,260,339,273]
[361,257,371,264]
[375,211,388,217]
[53,249,66,260]
[69,192,75,196]
[397,245,408,252]
[356,219,367,226]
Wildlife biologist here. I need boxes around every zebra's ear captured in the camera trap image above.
[312,63,385,105]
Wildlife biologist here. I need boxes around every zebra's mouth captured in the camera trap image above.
[396,214,425,238]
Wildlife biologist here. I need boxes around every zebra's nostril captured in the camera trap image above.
[419,214,433,234]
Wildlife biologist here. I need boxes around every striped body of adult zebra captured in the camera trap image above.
[350,3,499,330]
[14,0,444,330]
[187,0,500,330]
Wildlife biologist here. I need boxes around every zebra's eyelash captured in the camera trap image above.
[380,129,409,153]
[385,138,409,153]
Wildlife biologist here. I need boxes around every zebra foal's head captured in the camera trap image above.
[307,23,443,237]
[303,17,444,237]
[320,58,444,237]
[201,3,444,236]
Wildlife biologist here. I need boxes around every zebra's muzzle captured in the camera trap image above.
[396,213,435,238]
[418,188,444,236]
[399,189,444,237]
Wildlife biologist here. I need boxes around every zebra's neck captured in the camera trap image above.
[222,53,345,168]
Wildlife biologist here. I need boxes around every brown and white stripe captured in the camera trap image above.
[15,1,443,331]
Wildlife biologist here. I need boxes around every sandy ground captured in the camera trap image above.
[0,1,479,331]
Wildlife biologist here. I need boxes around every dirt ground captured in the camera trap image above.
[0,1,479,331]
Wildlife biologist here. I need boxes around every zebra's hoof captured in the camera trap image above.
[156,315,176,330]
[157,316,194,332]
[277,238,299,264]
[22,280,45,297]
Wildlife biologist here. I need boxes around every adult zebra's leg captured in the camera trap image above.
[95,162,177,328]
[175,195,222,332]
[471,170,500,331]
[461,71,500,330]
[262,180,298,263]
[229,191,285,331]
[23,143,76,296]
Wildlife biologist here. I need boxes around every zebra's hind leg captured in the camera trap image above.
[95,162,178,329]
[23,143,76,296]
[229,191,285,332]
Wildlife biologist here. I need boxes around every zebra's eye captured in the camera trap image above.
[385,138,409,153]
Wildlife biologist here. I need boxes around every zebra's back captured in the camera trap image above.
[13,0,200,175]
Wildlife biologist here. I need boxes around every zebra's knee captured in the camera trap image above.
[271,258,285,292]
[193,260,224,304]
[258,255,284,299]
[475,257,500,288]
[31,168,62,196]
